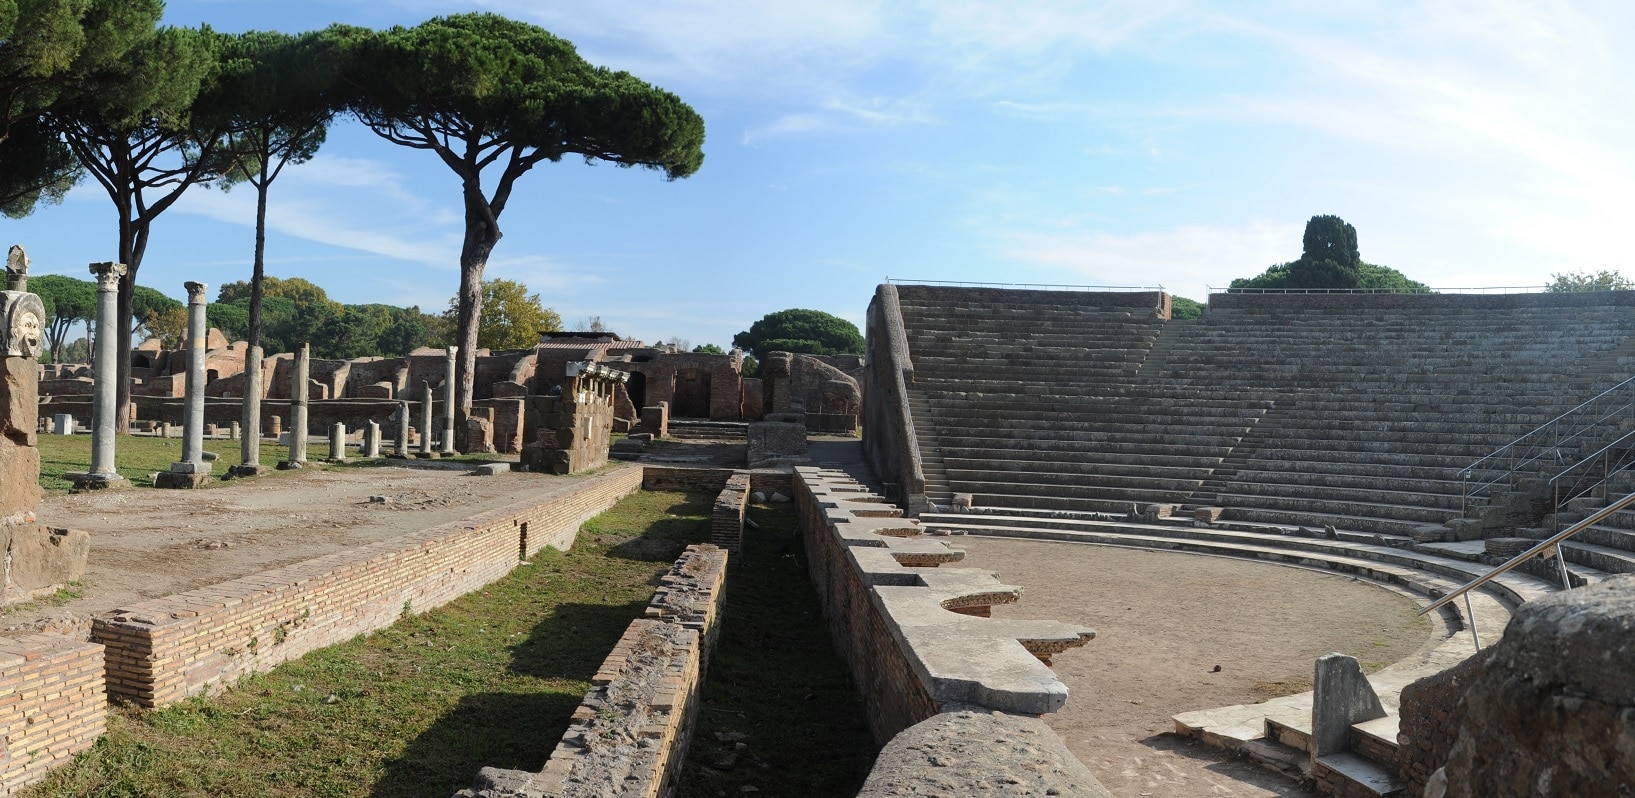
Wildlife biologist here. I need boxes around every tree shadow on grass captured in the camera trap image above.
[369,493,709,798]
[369,598,652,798]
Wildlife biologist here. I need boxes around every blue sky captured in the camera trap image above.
[5,1,1632,349]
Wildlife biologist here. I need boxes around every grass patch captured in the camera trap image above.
[0,581,84,617]
[36,434,339,493]
[677,503,876,797]
[24,489,714,798]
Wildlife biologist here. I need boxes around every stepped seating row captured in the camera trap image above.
[893,289,1635,546]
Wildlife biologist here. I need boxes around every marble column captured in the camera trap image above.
[87,262,126,483]
[179,282,208,467]
[364,420,381,458]
[395,401,410,457]
[327,422,347,463]
[442,346,458,455]
[419,381,434,456]
[283,343,310,468]
[158,281,211,487]
[238,344,265,474]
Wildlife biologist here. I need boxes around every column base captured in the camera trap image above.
[227,464,271,478]
[64,473,126,493]
[276,460,306,470]
[154,472,212,489]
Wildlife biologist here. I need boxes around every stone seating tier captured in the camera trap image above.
[892,286,1635,541]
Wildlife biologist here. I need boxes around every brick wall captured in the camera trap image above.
[91,467,643,707]
[458,544,729,798]
[0,634,105,796]
[1395,651,1485,793]
[641,466,792,498]
[711,472,750,555]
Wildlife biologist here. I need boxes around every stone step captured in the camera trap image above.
[1315,752,1407,797]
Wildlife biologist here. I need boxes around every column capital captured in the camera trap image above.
[184,281,208,302]
[88,261,127,289]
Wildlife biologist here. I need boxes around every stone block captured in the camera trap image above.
[3,524,89,601]
[640,402,669,438]
[471,463,509,476]
[1194,506,1225,522]
[747,421,808,469]
[154,472,212,489]
[1311,653,1386,758]
[0,436,41,514]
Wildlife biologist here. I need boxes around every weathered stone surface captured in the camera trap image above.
[856,710,1115,797]
[747,420,808,468]
[1403,575,1635,797]
[1311,653,1385,758]
[4,524,89,600]
[1,357,40,513]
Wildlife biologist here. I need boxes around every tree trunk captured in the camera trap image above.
[249,164,268,349]
[454,181,501,452]
[115,206,139,434]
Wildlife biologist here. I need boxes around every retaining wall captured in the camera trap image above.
[0,634,105,797]
[458,544,729,798]
[91,467,644,707]
[792,465,1099,741]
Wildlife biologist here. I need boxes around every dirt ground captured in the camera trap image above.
[952,536,1438,798]
[4,461,600,636]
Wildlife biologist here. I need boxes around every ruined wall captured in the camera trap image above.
[457,544,729,798]
[0,634,105,796]
[861,285,926,511]
[711,471,750,555]
[1396,575,1635,797]
[91,467,643,707]
[639,465,792,498]
[761,352,861,434]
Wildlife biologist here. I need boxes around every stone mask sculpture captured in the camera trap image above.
[0,291,46,358]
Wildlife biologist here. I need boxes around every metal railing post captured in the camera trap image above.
[1464,593,1481,652]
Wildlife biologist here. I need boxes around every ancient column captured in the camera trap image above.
[237,344,266,475]
[84,261,127,486]
[395,401,410,457]
[419,381,434,456]
[442,346,458,454]
[282,343,310,468]
[364,420,381,458]
[327,422,347,463]
[158,281,211,488]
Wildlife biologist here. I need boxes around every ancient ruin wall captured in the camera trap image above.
[1396,575,1635,797]
[862,285,926,512]
[457,544,729,798]
[710,471,750,555]
[91,468,643,707]
[0,634,105,796]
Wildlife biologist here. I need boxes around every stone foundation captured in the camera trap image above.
[457,544,728,798]
[91,467,643,707]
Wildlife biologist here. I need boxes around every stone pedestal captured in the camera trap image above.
[3,248,93,604]
[54,413,73,435]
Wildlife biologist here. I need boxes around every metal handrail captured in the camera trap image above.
[1419,489,1635,622]
[1460,374,1635,508]
[885,278,1164,292]
[1548,428,1635,511]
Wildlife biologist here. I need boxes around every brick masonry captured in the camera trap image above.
[639,465,793,498]
[90,467,643,708]
[711,472,750,555]
[457,544,729,798]
[0,634,105,797]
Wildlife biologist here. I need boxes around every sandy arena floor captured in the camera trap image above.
[952,536,1439,798]
[4,461,600,635]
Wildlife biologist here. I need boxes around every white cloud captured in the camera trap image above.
[997,221,1301,299]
